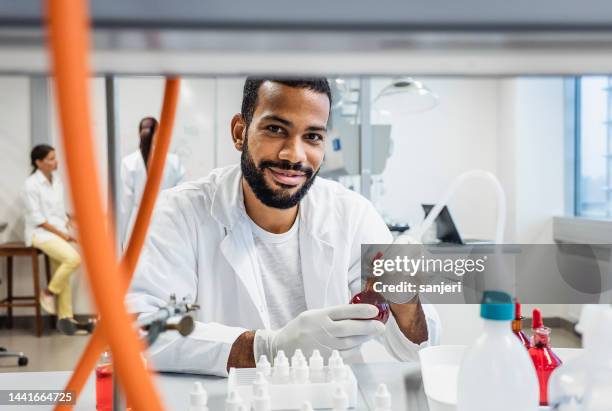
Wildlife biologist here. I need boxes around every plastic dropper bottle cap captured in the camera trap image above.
[329,350,343,368]
[332,385,349,411]
[329,350,346,381]
[309,350,324,371]
[291,349,305,367]
[301,401,314,411]
[274,350,287,365]
[532,308,543,329]
[189,382,208,411]
[252,371,269,396]
[256,355,271,377]
[252,386,271,411]
[273,350,290,382]
[293,357,309,384]
[374,383,392,411]
[225,390,243,411]
[480,291,513,320]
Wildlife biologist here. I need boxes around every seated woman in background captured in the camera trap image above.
[23,144,82,335]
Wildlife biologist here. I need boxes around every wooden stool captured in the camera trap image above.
[0,242,51,337]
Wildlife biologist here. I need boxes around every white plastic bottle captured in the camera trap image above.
[189,382,209,411]
[548,305,612,411]
[457,291,539,411]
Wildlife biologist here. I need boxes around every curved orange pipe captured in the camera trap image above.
[46,1,164,410]
[123,78,180,275]
[55,78,180,410]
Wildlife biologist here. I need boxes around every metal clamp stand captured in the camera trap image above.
[112,294,200,410]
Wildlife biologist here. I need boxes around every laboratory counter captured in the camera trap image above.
[0,348,583,410]
[0,362,428,410]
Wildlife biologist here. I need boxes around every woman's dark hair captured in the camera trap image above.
[30,144,55,173]
[241,77,332,127]
[138,117,159,169]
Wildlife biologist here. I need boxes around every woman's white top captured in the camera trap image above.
[22,169,69,246]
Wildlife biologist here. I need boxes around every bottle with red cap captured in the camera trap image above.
[528,308,562,405]
[512,301,531,349]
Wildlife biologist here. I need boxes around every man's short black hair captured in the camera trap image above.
[241,77,332,126]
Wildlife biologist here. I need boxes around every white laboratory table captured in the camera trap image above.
[0,362,428,410]
[0,349,583,410]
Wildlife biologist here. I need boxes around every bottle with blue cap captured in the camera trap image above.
[457,291,539,411]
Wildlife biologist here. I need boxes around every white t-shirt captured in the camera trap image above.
[23,170,69,246]
[248,215,308,329]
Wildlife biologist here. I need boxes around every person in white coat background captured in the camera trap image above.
[119,116,186,246]
[126,78,440,377]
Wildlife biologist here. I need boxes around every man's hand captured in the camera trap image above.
[389,296,428,345]
[250,305,384,367]
[227,331,256,371]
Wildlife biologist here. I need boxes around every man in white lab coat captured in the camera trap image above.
[126,78,440,376]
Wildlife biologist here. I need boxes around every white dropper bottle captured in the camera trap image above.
[189,382,208,411]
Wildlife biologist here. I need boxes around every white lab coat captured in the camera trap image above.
[22,170,69,246]
[119,151,186,246]
[126,164,440,376]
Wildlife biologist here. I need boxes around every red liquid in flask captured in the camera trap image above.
[512,301,531,349]
[95,363,113,411]
[350,290,390,323]
[528,309,562,405]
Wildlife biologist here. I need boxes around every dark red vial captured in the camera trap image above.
[350,290,390,323]
[512,301,531,349]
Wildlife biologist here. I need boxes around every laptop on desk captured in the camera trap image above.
[421,204,492,245]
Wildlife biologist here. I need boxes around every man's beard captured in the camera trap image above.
[241,137,319,209]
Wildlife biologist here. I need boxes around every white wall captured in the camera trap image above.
[0,77,35,318]
[215,78,244,168]
[497,78,568,322]
[372,77,501,241]
[0,77,30,242]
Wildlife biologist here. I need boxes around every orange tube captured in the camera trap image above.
[55,78,180,410]
[46,1,164,410]
[54,327,106,411]
[123,78,180,275]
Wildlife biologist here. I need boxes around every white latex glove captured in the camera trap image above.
[254,304,385,361]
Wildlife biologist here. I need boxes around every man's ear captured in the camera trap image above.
[231,113,247,152]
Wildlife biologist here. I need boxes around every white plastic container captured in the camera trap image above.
[228,365,357,410]
[548,305,612,411]
[419,345,466,411]
[456,291,539,411]
[420,345,581,411]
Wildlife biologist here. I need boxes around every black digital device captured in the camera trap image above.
[421,204,491,245]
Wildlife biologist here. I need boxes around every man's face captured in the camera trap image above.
[139,118,155,140]
[239,82,329,209]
